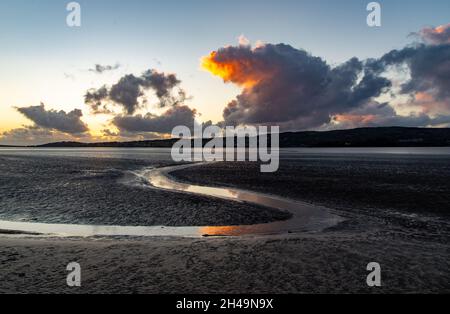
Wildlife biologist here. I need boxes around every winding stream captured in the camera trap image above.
[0,163,343,237]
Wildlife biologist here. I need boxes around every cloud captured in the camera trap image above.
[202,24,450,130]
[330,101,450,129]
[16,103,89,134]
[238,34,250,46]
[100,128,169,141]
[84,69,185,114]
[332,112,450,129]
[5,25,450,147]
[417,23,450,45]
[85,69,196,140]
[363,38,450,130]
[101,128,119,137]
[141,69,181,99]
[112,105,197,134]
[85,86,111,114]
[0,126,91,146]
[1,104,90,145]
[108,74,145,114]
[89,63,121,74]
[202,43,390,129]
[367,43,450,102]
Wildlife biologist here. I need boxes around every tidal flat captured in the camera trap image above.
[0,148,449,293]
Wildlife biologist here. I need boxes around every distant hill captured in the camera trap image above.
[278,127,450,147]
[36,139,178,148]
[33,127,450,148]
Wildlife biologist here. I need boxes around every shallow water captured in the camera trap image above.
[140,164,343,236]
[0,163,342,237]
[2,146,450,160]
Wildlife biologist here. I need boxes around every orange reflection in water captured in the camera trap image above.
[199,225,242,236]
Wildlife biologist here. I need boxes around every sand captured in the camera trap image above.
[1,228,449,293]
[0,155,290,226]
[1,156,449,293]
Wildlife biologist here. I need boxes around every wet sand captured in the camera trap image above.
[0,155,290,226]
[1,230,449,293]
[171,158,450,217]
[1,153,449,293]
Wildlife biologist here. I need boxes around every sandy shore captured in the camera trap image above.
[1,156,449,293]
[1,228,449,293]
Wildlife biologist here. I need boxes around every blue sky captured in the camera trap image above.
[2,0,449,60]
[0,0,449,144]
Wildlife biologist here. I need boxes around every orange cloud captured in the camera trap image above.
[201,50,271,89]
[419,23,450,44]
[333,114,376,124]
[435,25,447,34]
[415,92,434,102]
[413,92,450,115]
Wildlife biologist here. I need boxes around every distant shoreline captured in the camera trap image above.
[1,126,450,148]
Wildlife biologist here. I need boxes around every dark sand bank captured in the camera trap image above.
[171,157,450,217]
[0,231,449,293]
[0,155,290,226]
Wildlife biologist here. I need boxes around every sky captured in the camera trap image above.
[0,0,449,145]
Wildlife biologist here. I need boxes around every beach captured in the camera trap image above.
[0,148,449,293]
[1,230,449,293]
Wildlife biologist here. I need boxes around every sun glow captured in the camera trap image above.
[201,51,260,88]
[435,24,447,34]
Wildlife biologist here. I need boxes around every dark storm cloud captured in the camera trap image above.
[202,23,450,130]
[16,104,88,134]
[367,43,450,101]
[207,43,391,129]
[112,105,197,134]
[84,69,185,114]
[89,63,121,74]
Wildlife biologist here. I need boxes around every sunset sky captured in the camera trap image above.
[0,0,449,145]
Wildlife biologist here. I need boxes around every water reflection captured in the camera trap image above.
[145,168,240,201]
[0,220,201,237]
[0,163,343,238]
[141,164,344,236]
